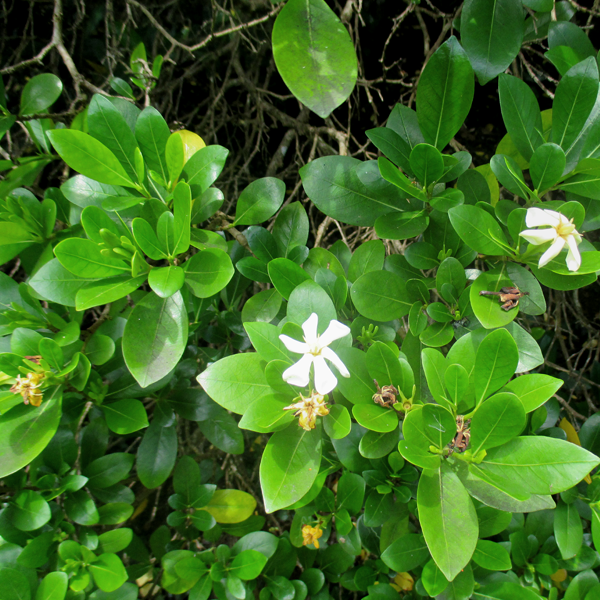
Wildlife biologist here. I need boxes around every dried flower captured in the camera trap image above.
[302,524,323,549]
[519,207,583,272]
[284,392,329,431]
[279,313,350,395]
[10,372,45,407]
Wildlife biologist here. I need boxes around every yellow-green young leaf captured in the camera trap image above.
[47,130,135,188]
[204,489,257,523]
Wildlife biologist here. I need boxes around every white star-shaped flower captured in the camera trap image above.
[279,313,351,395]
[519,207,583,272]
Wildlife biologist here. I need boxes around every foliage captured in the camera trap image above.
[1,0,600,599]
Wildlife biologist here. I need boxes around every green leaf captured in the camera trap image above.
[9,489,51,531]
[471,436,600,497]
[421,404,455,449]
[85,334,116,366]
[205,490,257,524]
[267,258,312,300]
[300,156,410,227]
[498,74,545,162]
[76,274,147,311]
[35,572,68,600]
[137,421,177,489]
[474,328,518,403]
[378,156,428,201]
[198,353,270,415]
[352,404,398,433]
[260,422,322,513]
[448,205,511,256]
[234,177,286,225]
[98,528,133,554]
[421,559,448,597]
[272,0,357,118]
[149,266,185,298]
[230,549,268,580]
[123,291,187,388]
[88,94,140,180]
[366,127,413,174]
[135,107,170,184]
[20,73,62,115]
[409,143,444,187]
[102,399,149,434]
[504,374,562,413]
[54,238,130,278]
[381,534,429,572]
[417,463,478,581]
[374,210,429,241]
[444,364,469,407]
[554,500,583,559]
[416,36,474,150]
[196,401,244,455]
[132,218,167,260]
[173,181,192,255]
[242,288,283,323]
[552,57,599,151]
[472,540,511,571]
[323,404,351,440]
[351,270,411,321]
[84,453,134,489]
[470,269,519,329]
[0,569,31,600]
[244,322,291,363]
[182,145,229,195]
[0,387,61,477]
[185,249,234,298]
[47,130,135,188]
[239,393,295,433]
[29,258,94,307]
[530,143,566,192]
[470,392,526,454]
[89,553,128,592]
[462,0,524,85]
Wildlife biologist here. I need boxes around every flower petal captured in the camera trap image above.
[538,236,566,268]
[302,313,319,346]
[313,355,338,394]
[519,228,558,246]
[318,319,351,348]
[321,346,350,378]
[526,207,561,228]
[282,354,313,388]
[565,234,582,272]
[279,335,310,354]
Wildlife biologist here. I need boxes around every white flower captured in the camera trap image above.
[279,313,351,395]
[519,207,583,272]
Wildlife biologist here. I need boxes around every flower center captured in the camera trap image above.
[556,219,575,238]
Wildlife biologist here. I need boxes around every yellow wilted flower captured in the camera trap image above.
[284,392,329,431]
[10,372,45,407]
[301,524,323,549]
[391,572,414,592]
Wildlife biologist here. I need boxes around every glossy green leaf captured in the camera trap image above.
[0,387,61,477]
[351,270,411,321]
[135,107,170,183]
[472,540,511,571]
[374,210,429,241]
[198,353,270,415]
[504,374,563,413]
[410,143,444,188]
[137,421,177,489]
[552,57,599,151]
[76,274,147,311]
[300,156,410,227]
[35,572,68,600]
[352,404,398,433]
[234,177,286,225]
[417,463,478,581]
[183,145,229,195]
[267,257,312,300]
[89,553,128,592]
[555,500,583,559]
[470,392,526,454]
[55,238,130,278]
[9,489,51,531]
[448,205,511,256]
[474,328,518,403]
[20,73,62,115]
[421,404,455,449]
[498,74,544,162]
[530,143,566,192]
[272,0,357,118]
[470,269,519,329]
[47,130,135,188]
[149,266,185,298]
[260,422,322,513]
[29,258,94,307]
[122,291,188,388]
[471,436,600,497]
[463,0,524,85]
[381,534,429,572]
[185,248,234,298]
[102,399,149,434]
[416,36,474,151]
